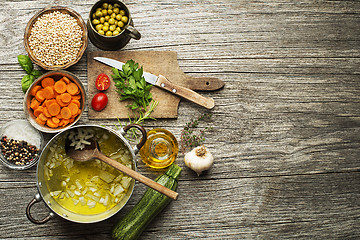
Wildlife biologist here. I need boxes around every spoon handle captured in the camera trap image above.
[96,152,179,200]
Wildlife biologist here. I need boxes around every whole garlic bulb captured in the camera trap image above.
[184,145,214,176]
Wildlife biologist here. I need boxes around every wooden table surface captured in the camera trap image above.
[1,0,360,239]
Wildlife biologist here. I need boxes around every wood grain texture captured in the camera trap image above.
[0,0,360,239]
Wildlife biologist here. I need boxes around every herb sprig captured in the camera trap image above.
[111,60,153,114]
[180,113,212,154]
[17,55,42,93]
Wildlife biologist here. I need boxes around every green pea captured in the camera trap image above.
[117,21,124,28]
[109,25,116,32]
[106,31,113,36]
[92,19,100,25]
[102,3,108,9]
[108,18,115,25]
[95,24,103,31]
[113,8,120,14]
[119,10,126,16]
[121,16,128,23]
[95,10,103,17]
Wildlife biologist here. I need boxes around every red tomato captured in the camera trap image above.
[91,92,108,111]
[95,73,110,91]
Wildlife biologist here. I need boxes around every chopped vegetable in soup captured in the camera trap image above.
[44,127,134,215]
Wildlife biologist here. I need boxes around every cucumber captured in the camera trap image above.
[112,164,182,240]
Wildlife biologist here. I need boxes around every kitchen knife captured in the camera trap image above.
[94,57,215,109]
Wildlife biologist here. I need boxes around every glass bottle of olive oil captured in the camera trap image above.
[140,128,178,169]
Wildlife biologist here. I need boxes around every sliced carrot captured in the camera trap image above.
[60,107,72,119]
[48,102,61,116]
[52,117,60,124]
[70,99,81,108]
[41,77,55,88]
[35,90,45,103]
[45,99,57,108]
[54,80,67,94]
[38,113,48,122]
[30,99,40,110]
[34,106,44,117]
[77,109,82,115]
[60,93,72,103]
[56,95,68,107]
[68,102,79,116]
[71,95,81,100]
[35,117,46,125]
[42,86,54,99]
[43,107,52,118]
[30,85,42,96]
[62,119,70,126]
[55,114,62,119]
[69,117,75,124]
[46,118,59,128]
[67,83,79,95]
[61,76,71,84]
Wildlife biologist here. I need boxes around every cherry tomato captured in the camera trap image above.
[95,73,110,91]
[91,92,108,111]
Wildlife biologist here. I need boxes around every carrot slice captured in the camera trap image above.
[55,114,62,119]
[45,99,57,108]
[54,80,67,94]
[30,85,42,96]
[33,106,44,117]
[56,95,68,107]
[68,102,79,116]
[60,93,72,103]
[61,76,71,84]
[35,90,45,103]
[43,107,52,118]
[61,107,72,119]
[42,86,54,99]
[30,99,40,110]
[38,113,48,122]
[71,95,81,100]
[46,118,59,128]
[48,103,61,116]
[61,119,70,127]
[69,117,75,124]
[52,117,60,124]
[71,99,81,108]
[41,77,55,88]
[35,117,46,125]
[67,83,79,95]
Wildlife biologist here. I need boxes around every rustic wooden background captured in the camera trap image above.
[0,0,359,239]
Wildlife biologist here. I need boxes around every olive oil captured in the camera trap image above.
[140,128,178,169]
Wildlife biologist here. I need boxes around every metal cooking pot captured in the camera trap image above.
[26,124,146,224]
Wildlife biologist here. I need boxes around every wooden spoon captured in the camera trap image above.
[65,137,178,200]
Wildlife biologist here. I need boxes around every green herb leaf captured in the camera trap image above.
[21,75,34,93]
[17,55,33,74]
[31,69,42,78]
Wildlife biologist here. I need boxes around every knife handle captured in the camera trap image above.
[157,75,215,109]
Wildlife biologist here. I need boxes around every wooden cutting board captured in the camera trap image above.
[87,51,224,119]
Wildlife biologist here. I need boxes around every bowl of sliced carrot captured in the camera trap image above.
[24,70,86,133]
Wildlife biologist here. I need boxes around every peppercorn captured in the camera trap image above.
[0,136,40,166]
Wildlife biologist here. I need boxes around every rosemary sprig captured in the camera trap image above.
[180,113,212,153]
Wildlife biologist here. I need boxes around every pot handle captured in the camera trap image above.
[121,124,147,154]
[26,193,54,224]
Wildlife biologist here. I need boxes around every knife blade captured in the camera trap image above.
[94,57,215,109]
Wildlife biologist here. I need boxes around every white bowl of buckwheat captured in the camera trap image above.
[24,6,88,70]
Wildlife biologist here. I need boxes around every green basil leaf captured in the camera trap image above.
[17,55,33,74]
[31,70,42,78]
[21,75,34,93]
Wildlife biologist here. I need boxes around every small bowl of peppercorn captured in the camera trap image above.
[0,120,44,170]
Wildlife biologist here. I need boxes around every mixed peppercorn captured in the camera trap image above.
[0,136,39,166]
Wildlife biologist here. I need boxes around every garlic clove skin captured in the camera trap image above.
[184,145,214,176]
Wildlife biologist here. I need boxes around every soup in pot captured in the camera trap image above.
[44,127,134,215]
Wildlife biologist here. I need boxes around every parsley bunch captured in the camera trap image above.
[111,60,153,114]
